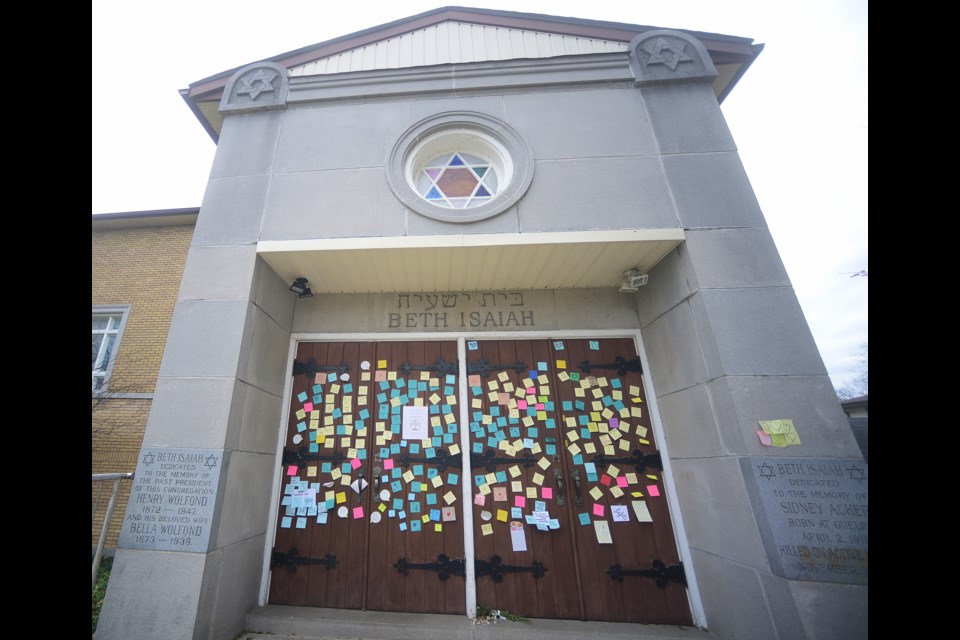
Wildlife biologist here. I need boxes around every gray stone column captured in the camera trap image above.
[630,31,866,640]
[97,64,296,640]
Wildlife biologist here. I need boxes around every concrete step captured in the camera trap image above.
[241,605,713,640]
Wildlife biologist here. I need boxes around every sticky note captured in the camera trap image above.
[593,503,605,517]
[353,506,364,519]
[481,523,493,536]
[541,487,553,499]
[646,484,660,497]
[497,509,508,522]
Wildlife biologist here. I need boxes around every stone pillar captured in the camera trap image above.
[630,31,867,640]
[97,64,296,640]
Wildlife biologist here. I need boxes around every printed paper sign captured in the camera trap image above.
[510,521,527,551]
[402,405,429,441]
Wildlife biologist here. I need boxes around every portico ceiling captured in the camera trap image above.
[256,229,683,295]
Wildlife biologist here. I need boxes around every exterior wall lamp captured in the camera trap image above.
[289,277,313,298]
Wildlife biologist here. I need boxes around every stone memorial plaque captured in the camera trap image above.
[118,447,224,553]
[743,456,868,584]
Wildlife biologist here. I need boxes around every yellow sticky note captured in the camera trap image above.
[626,473,638,485]
[497,509,508,522]
[568,443,582,457]
[377,360,387,369]
[403,470,414,483]
[532,472,544,486]
[444,491,457,505]
[431,475,443,488]
[556,359,566,369]
[485,472,498,485]
[511,481,523,492]
[589,486,603,501]
[434,523,443,532]
[618,438,631,451]
[584,442,596,454]
[607,465,620,477]
[567,430,580,443]
[429,393,441,404]
[558,371,570,381]
[508,464,521,478]
[420,483,428,491]
[449,444,460,456]
[378,502,387,512]
[472,399,483,409]
[361,371,371,381]
[479,483,491,495]
[387,371,397,381]
[307,466,317,477]
[295,409,306,420]
[336,491,346,504]
[481,523,494,536]
[610,486,624,498]
[331,468,342,480]
[422,514,431,523]
[526,486,538,498]
[537,457,550,470]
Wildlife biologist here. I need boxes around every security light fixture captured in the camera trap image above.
[289,277,313,298]
[618,269,648,293]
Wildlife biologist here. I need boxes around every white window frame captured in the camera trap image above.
[92,305,131,392]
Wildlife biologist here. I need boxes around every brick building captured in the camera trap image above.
[92,209,197,549]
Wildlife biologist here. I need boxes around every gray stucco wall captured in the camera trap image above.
[99,36,865,640]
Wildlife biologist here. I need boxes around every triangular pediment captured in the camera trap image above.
[289,21,627,77]
[182,6,762,142]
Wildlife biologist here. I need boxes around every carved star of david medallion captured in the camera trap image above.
[846,465,867,483]
[141,452,156,467]
[236,69,278,101]
[643,38,694,71]
[204,454,220,470]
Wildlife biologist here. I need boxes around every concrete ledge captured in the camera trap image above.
[244,605,713,640]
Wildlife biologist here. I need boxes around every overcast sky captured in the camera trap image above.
[91,0,867,391]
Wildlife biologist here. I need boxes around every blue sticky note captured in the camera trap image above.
[395,378,406,388]
[430,508,441,521]
[332,408,343,419]
[510,427,521,438]
[447,423,457,433]
[535,500,546,512]
[321,462,332,473]
[391,480,402,492]
[380,447,390,459]
[312,384,323,394]
[575,400,585,411]
[343,383,353,394]
[398,510,406,519]
[562,401,573,411]
[446,374,456,385]
[573,454,583,465]
[413,464,424,476]
[388,510,396,518]
[377,393,387,404]
[410,519,421,532]
[327,373,338,382]
[611,378,622,389]
[527,427,539,438]
[359,409,370,420]
[427,468,438,478]
[443,433,453,444]
[296,421,307,433]
[317,512,328,524]
[538,361,548,371]
[281,516,292,528]
[495,471,507,483]
[410,443,420,455]
[358,449,367,460]
[553,341,564,350]
[447,473,459,485]
[425,448,436,459]
[308,443,318,453]
[511,507,522,519]
[410,501,421,513]
[393,498,403,510]
[468,341,478,350]
[391,468,402,479]
[280,496,292,506]
[473,442,484,453]
[297,391,308,403]
[545,418,556,430]
[589,341,600,350]
[426,493,437,505]
[399,522,408,531]
[474,474,486,487]
[546,444,556,456]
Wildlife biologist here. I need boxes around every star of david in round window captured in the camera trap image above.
[387,113,534,223]
[417,152,499,209]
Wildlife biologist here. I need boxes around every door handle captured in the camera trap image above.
[572,469,583,508]
[356,466,366,500]
[554,468,565,506]
[372,466,382,503]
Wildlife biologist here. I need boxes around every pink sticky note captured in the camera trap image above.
[541,488,553,499]
[609,418,619,429]
[474,493,486,506]
[351,458,362,469]
[514,495,526,508]
[518,400,528,410]
[303,402,314,412]
[352,506,364,519]
[617,476,628,488]
[646,484,660,497]
[536,403,545,410]
[526,387,536,395]
[383,459,394,470]
[756,429,772,446]
[593,503,605,517]
[286,465,297,476]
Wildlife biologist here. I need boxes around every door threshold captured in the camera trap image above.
[243,605,711,640]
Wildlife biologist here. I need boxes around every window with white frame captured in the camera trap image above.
[92,306,129,392]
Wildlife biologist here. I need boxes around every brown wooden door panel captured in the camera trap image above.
[271,340,464,614]
[467,339,583,620]
[548,338,692,625]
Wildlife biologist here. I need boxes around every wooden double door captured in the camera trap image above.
[268,338,691,625]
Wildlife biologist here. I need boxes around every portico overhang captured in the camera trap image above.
[256,228,684,294]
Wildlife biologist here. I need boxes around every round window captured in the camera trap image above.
[387,112,533,223]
